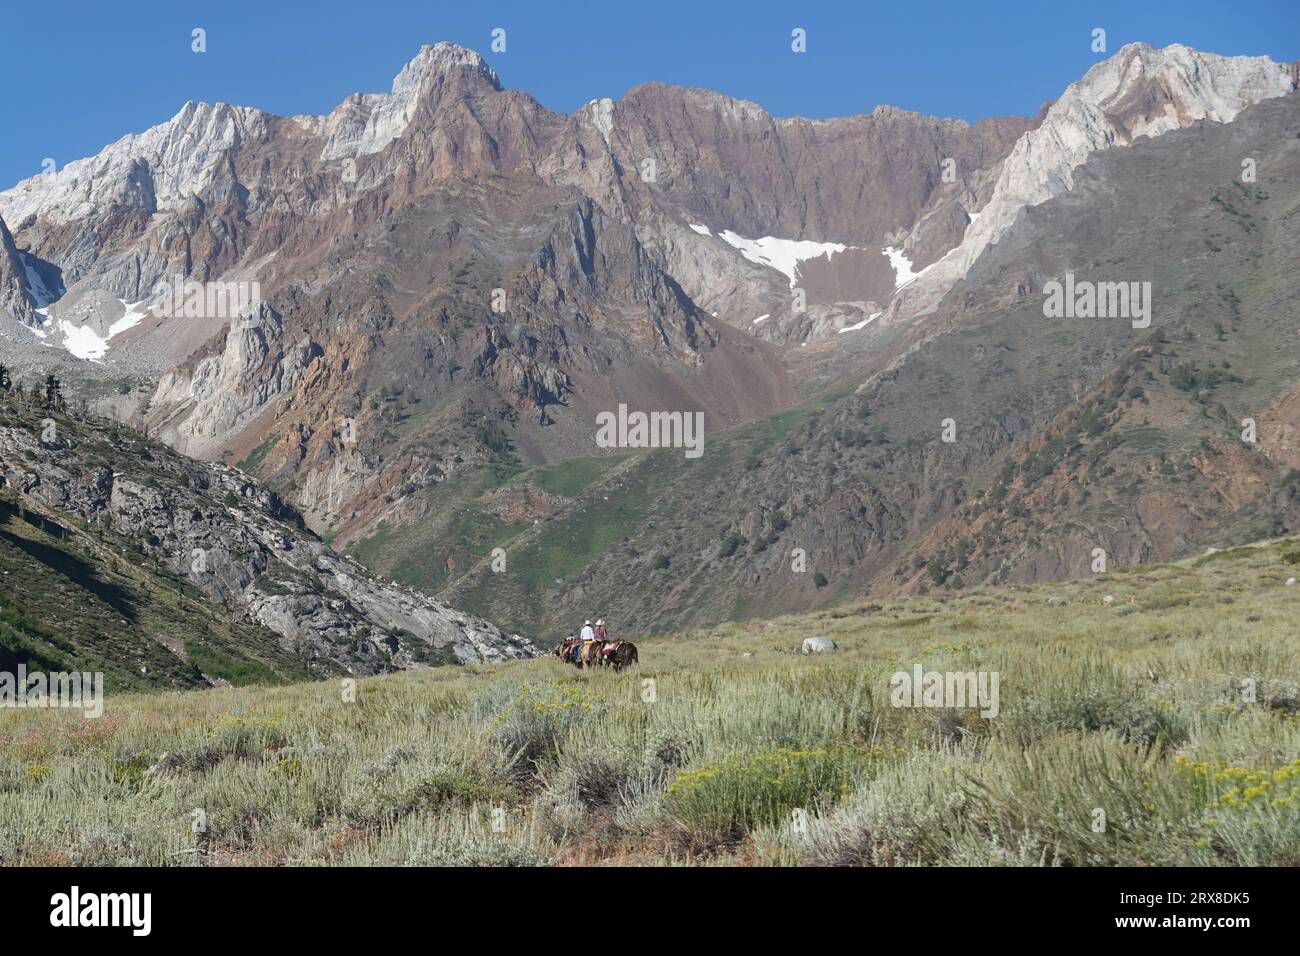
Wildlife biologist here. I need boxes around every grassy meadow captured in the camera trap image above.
[2,538,1299,866]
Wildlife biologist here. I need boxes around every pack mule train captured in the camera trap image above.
[553,618,639,671]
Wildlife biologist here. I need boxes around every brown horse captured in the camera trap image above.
[553,639,601,669]
[603,639,639,671]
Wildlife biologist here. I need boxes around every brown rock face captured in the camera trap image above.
[593,89,1035,246]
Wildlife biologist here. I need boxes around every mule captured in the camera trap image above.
[602,640,638,671]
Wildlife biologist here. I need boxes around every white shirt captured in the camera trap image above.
[580,625,595,641]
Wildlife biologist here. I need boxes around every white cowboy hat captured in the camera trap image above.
[596,619,605,626]
[584,620,592,626]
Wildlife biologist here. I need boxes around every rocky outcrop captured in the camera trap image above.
[0,406,538,671]
[0,216,37,327]
[148,304,323,458]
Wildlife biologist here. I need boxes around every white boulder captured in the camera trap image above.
[801,637,837,655]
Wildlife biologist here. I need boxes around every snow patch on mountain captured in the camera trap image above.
[33,297,153,362]
[838,312,883,334]
[883,246,935,290]
[108,299,151,338]
[56,320,110,361]
[715,230,848,288]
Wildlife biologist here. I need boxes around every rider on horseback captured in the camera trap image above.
[577,620,595,664]
[554,618,637,670]
[596,618,623,660]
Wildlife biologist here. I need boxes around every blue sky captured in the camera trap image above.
[4,0,1298,190]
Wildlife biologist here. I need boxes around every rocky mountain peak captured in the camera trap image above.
[894,42,1294,317]
[0,99,267,227]
[1073,42,1292,129]
[868,103,952,125]
[0,43,502,226]
[317,42,505,162]
[623,81,771,125]
[396,41,502,95]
